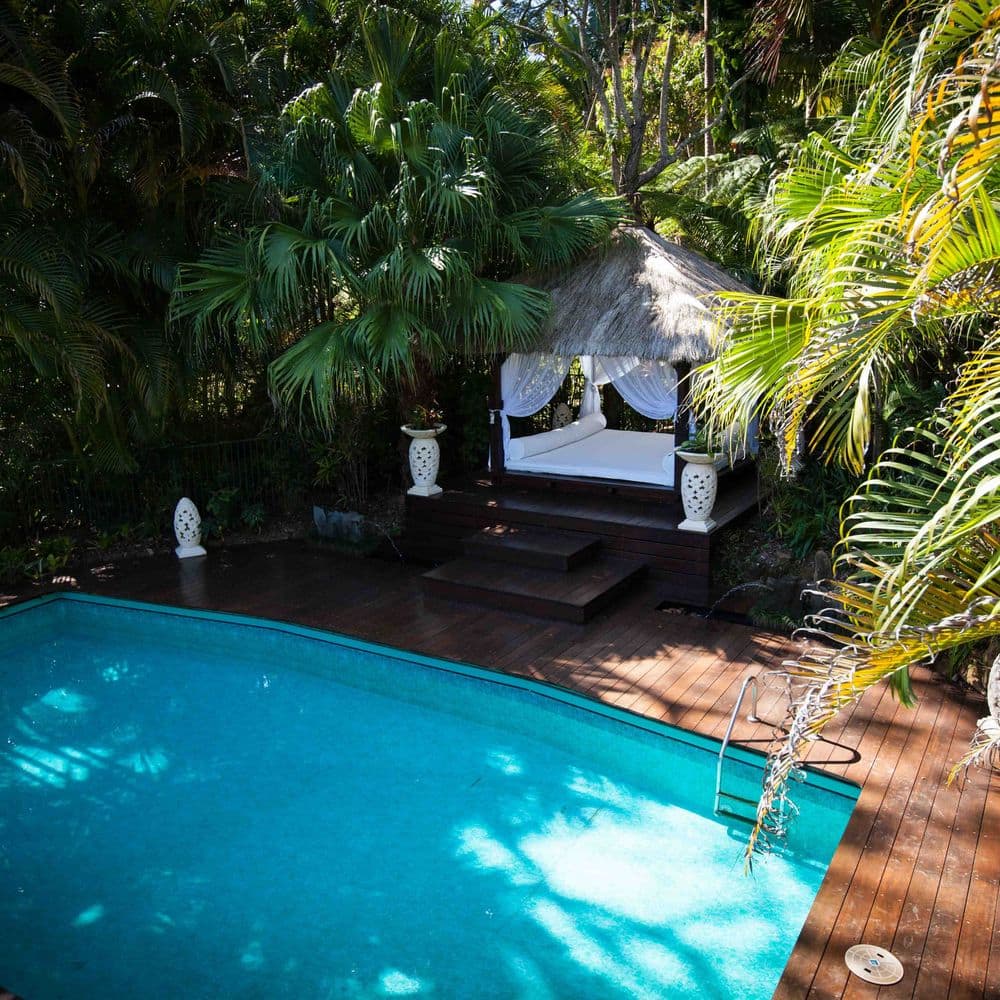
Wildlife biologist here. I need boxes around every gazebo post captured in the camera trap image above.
[673,361,691,491]
[488,355,505,487]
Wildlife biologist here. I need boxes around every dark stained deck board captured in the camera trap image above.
[2,540,996,999]
[422,555,647,623]
[773,685,911,1000]
[403,469,758,611]
[406,519,713,571]
[618,625,734,725]
[464,524,602,571]
[498,469,677,502]
[808,693,947,998]
[913,735,992,1000]
[843,688,966,999]
[976,775,1000,996]
[891,698,988,997]
[407,496,708,546]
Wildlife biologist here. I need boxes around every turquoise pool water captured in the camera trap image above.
[0,594,857,999]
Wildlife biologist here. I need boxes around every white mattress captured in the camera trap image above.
[506,429,677,487]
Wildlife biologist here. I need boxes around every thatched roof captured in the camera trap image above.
[523,226,753,363]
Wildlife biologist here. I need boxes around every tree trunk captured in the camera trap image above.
[804,90,817,125]
[703,0,715,159]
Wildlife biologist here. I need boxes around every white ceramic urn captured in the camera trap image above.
[401,424,446,497]
[173,497,207,558]
[676,450,720,533]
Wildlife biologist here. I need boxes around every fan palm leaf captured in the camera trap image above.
[174,4,622,422]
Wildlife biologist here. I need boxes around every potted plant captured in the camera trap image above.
[401,404,447,496]
[674,427,725,533]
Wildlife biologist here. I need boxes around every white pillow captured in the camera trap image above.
[508,413,606,461]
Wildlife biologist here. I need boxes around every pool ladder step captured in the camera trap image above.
[715,674,761,825]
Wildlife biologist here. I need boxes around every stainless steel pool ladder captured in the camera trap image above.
[714,674,761,823]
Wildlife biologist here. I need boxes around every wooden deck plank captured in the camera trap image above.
[912,713,991,999]
[985,776,1000,999]
[772,682,909,1000]
[839,687,965,1000]
[3,540,996,1000]
[887,689,984,997]
[949,768,1000,999]
[805,689,935,998]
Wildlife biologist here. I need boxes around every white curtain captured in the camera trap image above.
[578,356,603,417]
[600,357,678,421]
[499,352,573,453]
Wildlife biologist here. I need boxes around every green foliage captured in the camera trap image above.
[453,365,493,472]
[404,405,444,431]
[172,5,622,424]
[696,1,1000,475]
[648,122,802,280]
[766,457,860,558]
[23,536,75,581]
[204,487,241,540]
[310,401,397,511]
[241,503,266,533]
[717,1,1000,862]
[0,546,28,585]
[747,604,801,634]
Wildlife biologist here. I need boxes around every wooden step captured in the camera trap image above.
[463,525,601,572]
[422,555,648,623]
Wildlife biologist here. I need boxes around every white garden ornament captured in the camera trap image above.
[676,451,719,533]
[173,497,207,558]
[401,424,446,497]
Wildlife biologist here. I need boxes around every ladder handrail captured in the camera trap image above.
[715,673,760,814]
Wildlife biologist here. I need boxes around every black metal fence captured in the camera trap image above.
[9,437,310,542]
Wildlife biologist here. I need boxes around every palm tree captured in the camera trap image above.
[172,5,622,423]
[0,0,296,461]
[689,0,1000,862]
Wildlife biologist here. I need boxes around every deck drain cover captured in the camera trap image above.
[845,944,904,985]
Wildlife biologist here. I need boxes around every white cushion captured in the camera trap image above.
[508,428,674,486]
[507,413,606,461]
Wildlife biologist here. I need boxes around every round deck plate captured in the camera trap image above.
[845,944,904,985]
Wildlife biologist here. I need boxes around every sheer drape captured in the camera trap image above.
[578,356,604,417]
[578,355,678,421]
[604,358,678,420]
[499,353,572,452]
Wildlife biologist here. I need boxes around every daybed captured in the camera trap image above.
[504,413,732,489]
[486,226,759,496]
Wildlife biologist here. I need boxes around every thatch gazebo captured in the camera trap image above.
[487,226,755,497]
[524,225,752,364]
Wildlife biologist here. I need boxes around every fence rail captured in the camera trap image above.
[5,437,309,543]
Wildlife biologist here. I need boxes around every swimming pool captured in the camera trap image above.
[0,593,857,999]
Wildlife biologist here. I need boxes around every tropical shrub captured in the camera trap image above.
[172,5,622,425]
[692,0,1000,861]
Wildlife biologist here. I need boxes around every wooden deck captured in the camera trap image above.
[404,467,760,606]
[3,540,998,998]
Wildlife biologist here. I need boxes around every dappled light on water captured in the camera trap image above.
[452,765,816,999]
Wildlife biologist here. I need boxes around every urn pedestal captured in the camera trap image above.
[402,424,446,497]
[676,451,720,533]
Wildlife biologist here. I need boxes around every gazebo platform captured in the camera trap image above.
[403,466,759,610]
